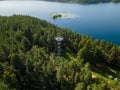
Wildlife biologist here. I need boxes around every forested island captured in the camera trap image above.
[0,15,120,90]
[50,13,78,19]
[42,0,120,4]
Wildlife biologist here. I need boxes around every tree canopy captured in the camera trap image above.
[0,15,120,90]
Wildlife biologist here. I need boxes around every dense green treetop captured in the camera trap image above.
[0,15,120,90]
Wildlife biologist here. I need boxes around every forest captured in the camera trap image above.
[0,15,120,90]
[42,0,120,4]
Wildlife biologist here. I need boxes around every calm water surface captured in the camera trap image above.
[0,1,120,45]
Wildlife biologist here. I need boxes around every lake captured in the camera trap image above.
[0,1,120,45]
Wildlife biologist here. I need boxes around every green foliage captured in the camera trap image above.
[75,82,86,90]
[109,81,120,90]
[87,83,109,90]
[2,71,17,88]
[0,15,120,89]
[0,80,9,90]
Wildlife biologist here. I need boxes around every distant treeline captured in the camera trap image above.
[42,0,120,4]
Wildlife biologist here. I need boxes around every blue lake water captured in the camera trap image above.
[0,1,120,45]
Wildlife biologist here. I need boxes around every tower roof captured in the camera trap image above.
[55,36,64,42]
